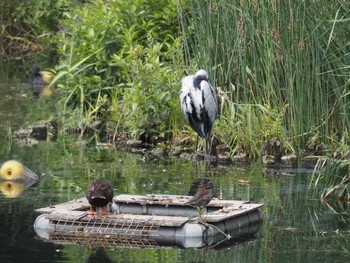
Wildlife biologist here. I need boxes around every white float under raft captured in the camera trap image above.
[34,194,263,249]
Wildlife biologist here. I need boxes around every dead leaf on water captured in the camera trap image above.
[283,227,298,231]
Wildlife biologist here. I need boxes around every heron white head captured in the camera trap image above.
[195,69,209,79]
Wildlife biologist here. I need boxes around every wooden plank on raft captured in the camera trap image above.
[37,194,253,214]
[36,197,89,214]
[36,194,263,224]
[205,203,263,222]
[114,194,250,208]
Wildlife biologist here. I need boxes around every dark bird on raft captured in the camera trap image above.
[185,181,214,209]
[179,69,217,155]
[86,179,114,215]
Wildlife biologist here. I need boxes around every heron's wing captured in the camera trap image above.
[186,94,205,138]
[201,81,217,121]
[180,76,206,138]
[179,76,193,116]
[200,81,217,134]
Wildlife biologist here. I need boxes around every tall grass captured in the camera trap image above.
[179,0,350,155]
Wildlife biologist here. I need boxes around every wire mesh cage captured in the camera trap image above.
[46,213,161,248]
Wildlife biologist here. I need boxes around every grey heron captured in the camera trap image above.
[179,69,217,155]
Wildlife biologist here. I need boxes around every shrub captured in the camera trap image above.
[54,0,183,140]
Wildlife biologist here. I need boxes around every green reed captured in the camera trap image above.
[179,0,350,155]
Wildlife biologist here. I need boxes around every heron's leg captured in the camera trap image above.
[205,133,211,156]
[205,137,209,156]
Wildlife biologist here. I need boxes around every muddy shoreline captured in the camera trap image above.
[13,119,323,171]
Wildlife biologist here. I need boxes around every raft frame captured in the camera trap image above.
[34,194,263,249]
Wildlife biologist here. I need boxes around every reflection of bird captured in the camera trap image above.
[86,179,114,215]
[30,65,54,99]
[86,247,113,263]
[185,181,214,219]
[179,70,217,155]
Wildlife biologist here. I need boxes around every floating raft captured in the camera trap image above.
[34,194,263,249]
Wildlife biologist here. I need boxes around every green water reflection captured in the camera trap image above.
[0,61,349,263]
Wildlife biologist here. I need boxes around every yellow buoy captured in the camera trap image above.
[0,181,25,198]
[0,160,25,180]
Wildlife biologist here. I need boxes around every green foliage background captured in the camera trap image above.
[53,0,183,142]
[2,0,349,158]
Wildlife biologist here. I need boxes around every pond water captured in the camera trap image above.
[0,60,349,263]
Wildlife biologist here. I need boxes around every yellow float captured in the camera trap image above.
[0,181,25,198]
[0,160,25,180]
[0,160,38,198]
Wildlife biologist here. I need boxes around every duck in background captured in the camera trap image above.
[30,65,55,99]
[86,247,113,263]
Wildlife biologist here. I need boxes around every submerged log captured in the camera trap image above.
[281,154,298,167]
[14,119,58,142]
[126,139,143,149]
[233,152,249,163]
[216,144,232,163]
